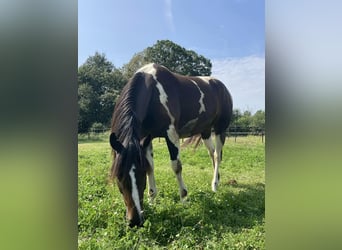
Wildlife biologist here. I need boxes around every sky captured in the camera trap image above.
[78,0,265,113]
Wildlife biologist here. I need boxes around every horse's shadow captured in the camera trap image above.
[144,182,265,245]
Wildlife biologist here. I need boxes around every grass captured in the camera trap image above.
[78,135,265,249]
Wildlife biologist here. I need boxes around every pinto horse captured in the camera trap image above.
[110,63,233,227]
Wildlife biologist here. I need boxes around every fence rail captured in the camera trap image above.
[227,126,265,142]
[80,126,265,143]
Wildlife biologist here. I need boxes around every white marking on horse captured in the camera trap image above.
[129,164,142,217]
[138,63,188,200]
[139,63,176,125]
[203,137,215,164]
[191,80,206,114]
[171,159,187,200]
[212,136,223,192]
[197,76,212,84]
[166,125,181,164]
[167,124,179,148]
[155,83,175,124]
[145,144,157,199]
[145,144,153,169]
[136,63,156,75]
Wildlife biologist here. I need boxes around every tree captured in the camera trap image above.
[78,52,126,132]
[235,110,253,129]
[251,110,265,131]
[230,109,265,133]
[231,109,242,124]
[122,40,212,79]
[78,83,96,133]
[121,52,146,80]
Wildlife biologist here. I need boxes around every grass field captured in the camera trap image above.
[78,134,265,249]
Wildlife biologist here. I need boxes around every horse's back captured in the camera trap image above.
[137,63,233,137]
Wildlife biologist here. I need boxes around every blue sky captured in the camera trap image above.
[79,0,265,112]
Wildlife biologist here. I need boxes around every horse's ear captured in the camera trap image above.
[141,135,152,149]
[110,133,124,153]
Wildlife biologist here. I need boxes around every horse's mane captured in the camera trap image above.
[110,139,144,181]
[111,73,144,142]
[110,72,146,179]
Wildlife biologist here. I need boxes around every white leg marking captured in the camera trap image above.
[146,144,157,200]
[167,124,179,149]
[212,136,223,192]
[191,80,206,114]
[129,165,143,216]
[145,143,154,168]
[171,160,187,199]
[167,126,187,199]
[203,137,215,165]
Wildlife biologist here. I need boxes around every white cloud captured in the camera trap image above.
[164,0,175,32]
[212,55,265,113]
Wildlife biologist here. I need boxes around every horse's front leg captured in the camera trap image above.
[145,141,157,201]
[165,128,188,200]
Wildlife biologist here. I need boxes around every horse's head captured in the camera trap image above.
[110,133,152,227]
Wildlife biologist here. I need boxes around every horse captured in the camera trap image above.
[109,63,233,227]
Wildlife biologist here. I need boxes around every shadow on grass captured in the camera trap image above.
[142,182,265,246]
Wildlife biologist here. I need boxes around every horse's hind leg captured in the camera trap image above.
[165,128,188,200]
[212,132,226,192]
[145,141,157,201]
[202,133,215,168]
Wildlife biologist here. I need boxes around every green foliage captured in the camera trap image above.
[122,40,212,79]
[144,40,212,76]
[90,122,106,132]
[250,110,265,131]
[121,51,146,80]
[78,83,97,133]
[78,136,265,249]
[78,52,127,133]
[232,109,265,132]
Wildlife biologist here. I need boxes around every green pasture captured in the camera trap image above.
[78,135,265,249]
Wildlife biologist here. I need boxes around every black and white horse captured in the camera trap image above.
[110,63,233,227]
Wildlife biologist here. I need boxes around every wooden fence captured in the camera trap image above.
[227,126,265,142]
[81,126,265,143]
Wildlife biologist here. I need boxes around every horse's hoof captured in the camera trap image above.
[149,189,157,197]
[211,182,218,192]
[148,189,157,202]
[180,189,189,203]
[180,188,188,199]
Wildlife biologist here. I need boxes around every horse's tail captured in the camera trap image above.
[181,134,202,150]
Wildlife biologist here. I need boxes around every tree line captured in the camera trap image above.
[229,109,265,134]
[78,40,264,133]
